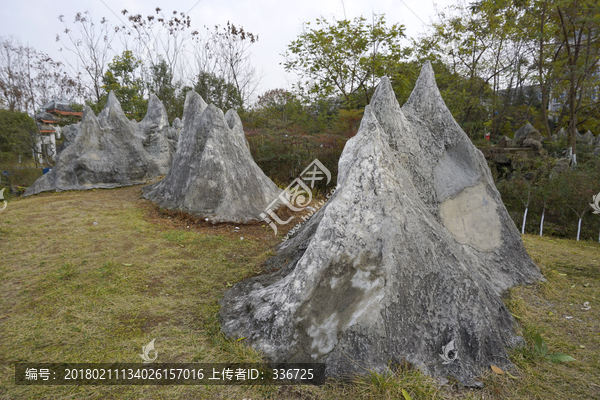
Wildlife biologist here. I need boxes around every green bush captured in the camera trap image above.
[247,128,346,191]
[497,158,600,241]
[0,109,36,157]
[1,155,43,196]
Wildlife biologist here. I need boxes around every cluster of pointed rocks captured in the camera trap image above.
[503,122,600,156]
[219,62,542,386]
[25,90,280,223]
[140,91,281,223]
[25,62,543,386]
[25,92,179,196]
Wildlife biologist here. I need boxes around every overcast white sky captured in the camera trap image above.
[0,0,456,97]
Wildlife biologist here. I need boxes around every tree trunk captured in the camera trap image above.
[577,217,582,241]
[540,86,551,139]
[569,98,578,165]
[522,207,528,235]
[557,6,580,166]
[538,1,552,139]
[540,208,545,237]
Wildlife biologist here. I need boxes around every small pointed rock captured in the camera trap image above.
[514,123,535,142]
[142,93,281,222]
[25,93,178,196]
[581,130,594,146]
[138,94,177,175]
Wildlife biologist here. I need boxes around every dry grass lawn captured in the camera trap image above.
[0,186,598,399]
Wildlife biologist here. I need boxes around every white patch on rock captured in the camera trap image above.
[307,313,339,358]
[438,182,501,252]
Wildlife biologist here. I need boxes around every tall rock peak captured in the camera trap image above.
[181,91,208,132]
[141,92,281,223]
[98,91,126,123]
[25,94,178,196]
[220,62,542,387]
[142,94,169,129]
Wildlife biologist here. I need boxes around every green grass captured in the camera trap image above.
[0,164,43,197]
[0,186,599,399]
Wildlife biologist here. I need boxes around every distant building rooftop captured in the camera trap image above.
[40,99,82,117]
[35,111,58,123]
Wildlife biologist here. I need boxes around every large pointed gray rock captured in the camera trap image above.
[580,130,594,146]
[219,62,542,387]
[557,127,567,140]
[514,123,536,142]
[594,133,600,157]
[137,94,178,175]
[25,92,178,196]
[141,91,281,223]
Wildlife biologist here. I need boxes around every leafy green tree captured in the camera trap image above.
[514,0,561,139]
[421,0,600,150]
[413,0,530,139]
[255,89,295,121]
[283,14,407,109]
[100,50,147,120]
[485,0,600,160]
[0,109,36,157]
[251,89,310,129]
[194,71,241,110]
[552,0,600,165]
[332,109,363,137]
[148,58,181,122]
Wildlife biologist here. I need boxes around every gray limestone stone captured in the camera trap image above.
[497,135,515,148]
[60,124,79,148]
[219,62,542,387]
[581,130,594,146]
[25,92,178,196]
[522,138,543,152]
[137,94,178,175]
[141,91,281,223]
[525,129,542,141]
[55,124,79,154]
[514,123,535,142]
